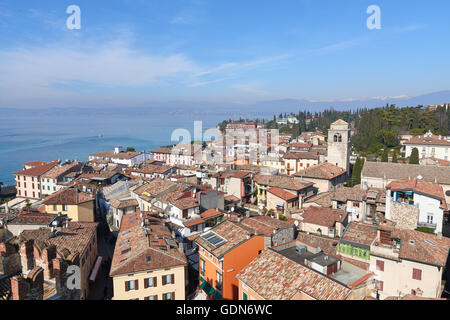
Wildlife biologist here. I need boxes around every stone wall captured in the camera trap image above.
[272,225,296,247]
[390,202,419,230]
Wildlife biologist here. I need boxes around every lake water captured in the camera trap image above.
[0,108,235,186]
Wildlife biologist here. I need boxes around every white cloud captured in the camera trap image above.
[0,40,199,103]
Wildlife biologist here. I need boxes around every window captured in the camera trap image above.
[427,214,434,225]
[353,202,360,208]
[62,204,67,211]
[377,281,384,291]
[125,280,138,291]
[412,268,422,281]
[144,277,157,288]
[53,186,56,191]
[376,260,384,272]
[163,292,174,300]
[145,295,158,300]
[243,292,248,300]
[53,204,57,211]
[162,274,174,285]
[47,186,50,190]
[200,258,205,276]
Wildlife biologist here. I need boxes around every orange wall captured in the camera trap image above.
[198,247,223,291]
[222,235,265,300]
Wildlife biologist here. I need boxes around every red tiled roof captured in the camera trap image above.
[267,187,298,201]
[295,162,347,180]
[254,174,313,191]
[19,222,98,257]
[89,150,142,159]
[341,222,378,247]
[236,249,351,300]
[200,209,224,220]
[404,134,450,146]
[386,179,445,201]
[24,161,50,167]
[283,152,319,160]
[298,206,347,228]
[14,160,59,177]
[183,218,205,228]
[42,188,93,205]
[240,216,293,236]
[110,212,187,277]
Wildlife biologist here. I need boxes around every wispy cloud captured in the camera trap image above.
[304,40,359,55]
[232,84,271,97]
[393,24,426,33]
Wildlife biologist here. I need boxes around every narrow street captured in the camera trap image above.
[87,206,116,300]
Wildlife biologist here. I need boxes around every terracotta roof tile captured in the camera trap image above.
[298,206,347,228]
[42,188,93,205]
[267,187,298,201]
[14,161,59,177]
[295,162,347,180]
[236,249,351,300]
[240,215,293,236]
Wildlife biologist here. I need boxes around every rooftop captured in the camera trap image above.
[254,174,313,191]
[42,188,93,205]
[236,249,351,300]
[340,222,378,247]
[297,206,347,228]
[386,179,445,201]
[89,150,142,160]
[41,162,82,179]
[283,152,320,160]
[267,187,298,201]
[332,186,367,202]
[110,212,187,277]
[14,161,59,177]
[194,220,254,258]
[294,162,347,180]
[361,162,450,185]
[404,132,450,146]
[18,222,98,257]
[240,215,293,236]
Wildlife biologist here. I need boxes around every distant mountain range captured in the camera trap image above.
[2,90,450,120]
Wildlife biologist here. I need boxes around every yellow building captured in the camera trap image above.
[43,188,95,222]
[110,212,187,300]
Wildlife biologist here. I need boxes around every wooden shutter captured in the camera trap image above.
[376,260,384,272]
[154,295,158,300]
[162,276,166,285]
[135,280,139,290]
[171,274,174,284]
[154,277,157,287]
[378,281,384,291]
[171,292,175,300]
[125,281,130,292]
[144,278,148,289]
[413,268,422,280]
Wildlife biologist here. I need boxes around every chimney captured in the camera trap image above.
[11,276,30,300]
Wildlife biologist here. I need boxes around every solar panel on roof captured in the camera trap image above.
[201,232,227,249]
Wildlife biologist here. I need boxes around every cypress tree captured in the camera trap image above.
[409,148,419,164]
[381,149,389,162]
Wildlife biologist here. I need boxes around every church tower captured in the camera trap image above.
[326,119,350,172]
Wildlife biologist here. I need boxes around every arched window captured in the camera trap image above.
[334,135,338,142]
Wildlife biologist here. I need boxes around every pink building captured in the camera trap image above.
[14,161,58,200]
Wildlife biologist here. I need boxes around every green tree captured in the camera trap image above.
[381,149,389,162]
[392,152,398,163]
[126,147,136,152]
[409,148,419,164]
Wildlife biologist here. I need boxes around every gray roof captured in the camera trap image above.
[361,162,450,185]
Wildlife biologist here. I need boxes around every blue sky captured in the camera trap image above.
[0,0,449,108]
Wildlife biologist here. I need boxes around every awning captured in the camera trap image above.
[89,256,103,282]
[199,277,215,296]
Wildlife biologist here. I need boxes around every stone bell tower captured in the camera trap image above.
[326,119,350,172]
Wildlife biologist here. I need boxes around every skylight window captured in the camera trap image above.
[121,248,131,255]
[200,232,227,249]
[119,240,130,247]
